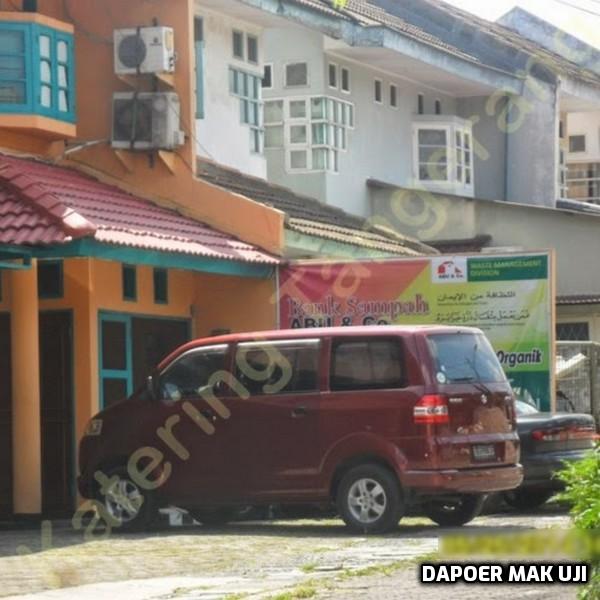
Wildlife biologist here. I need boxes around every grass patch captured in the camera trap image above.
[267,582,318,600]
[301,563,318,573]
[266,551,438,599]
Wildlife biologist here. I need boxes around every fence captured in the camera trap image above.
[556,342,600,423]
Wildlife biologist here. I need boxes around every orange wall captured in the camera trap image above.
[193,272,278,337]
[0,0,285,254]
[36,258,276,445]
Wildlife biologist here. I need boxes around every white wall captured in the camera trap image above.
[263,27,459,217]
[195,5,266,178]
[567,111,600,162]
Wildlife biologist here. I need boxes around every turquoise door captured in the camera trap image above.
[99,313,133,409]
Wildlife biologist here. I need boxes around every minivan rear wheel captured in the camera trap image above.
[423,494,485,527]
[98,467,158,532]
[336,464,403,534]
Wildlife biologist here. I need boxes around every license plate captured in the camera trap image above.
[472,444,495,461]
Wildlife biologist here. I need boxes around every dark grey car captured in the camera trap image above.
[503,400,597,510]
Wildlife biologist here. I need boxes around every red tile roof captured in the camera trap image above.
[0,154,278,265]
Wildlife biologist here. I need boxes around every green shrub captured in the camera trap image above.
[558,446,600,600]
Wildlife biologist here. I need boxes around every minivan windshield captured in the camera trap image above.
[427,332,506,384]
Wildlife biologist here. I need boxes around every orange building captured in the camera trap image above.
[0,0,289,519]
[0,0,427,519]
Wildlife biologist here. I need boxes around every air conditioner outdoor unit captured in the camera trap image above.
[112,92,185,151]
[114,26,175,75]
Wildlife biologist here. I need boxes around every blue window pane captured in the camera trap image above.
[0,56,25,80]
[0,30,25,54]
[0,81,25,104]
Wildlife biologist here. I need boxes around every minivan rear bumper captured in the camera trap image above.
[402,464,523,494]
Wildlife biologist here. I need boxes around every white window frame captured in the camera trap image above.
[264,99,284,149]
[374,78,383,104]
[328,62,338,89]
[232,29,245,61]
[262,63,273,90]
[566,160,600,204]
[229,67,264,155]
[569,134,586,153]
[558,148,568,199]
[246,34,259,65]
[340,67,351,94]
[390,84,398,109]
[275,95,354,174]
[284,61,309,88]
[412,115,474,197]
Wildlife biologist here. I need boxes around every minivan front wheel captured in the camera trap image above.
[99,468,158,532]
[423,494,485,527]
[337,464,403,534]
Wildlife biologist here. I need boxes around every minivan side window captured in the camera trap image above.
[159,345,228,402]
[330,339,406,391]
[235,340,320,396]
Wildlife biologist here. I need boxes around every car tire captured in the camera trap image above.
[503,489,554,510]
[424,494,485,527]
[336,464,403,534]
[98,467,158,532]
[189,507,238,527]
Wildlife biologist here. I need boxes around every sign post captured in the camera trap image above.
[278,251,554,411]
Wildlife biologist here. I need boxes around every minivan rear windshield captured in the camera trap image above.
[427,333,506,384]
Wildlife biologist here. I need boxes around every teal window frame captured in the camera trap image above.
[0,21,76,123]
[98,312,133,409]
[194,17,204,119]
[122,264,137,302]
[37,259,64,299]
[153,268,168,305]
[195,39,205,119]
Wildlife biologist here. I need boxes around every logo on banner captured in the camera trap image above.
[432,257,467,283]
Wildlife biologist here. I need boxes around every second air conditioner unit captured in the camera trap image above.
[111,92,185,151]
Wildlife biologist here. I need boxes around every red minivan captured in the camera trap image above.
[78,326,522,533]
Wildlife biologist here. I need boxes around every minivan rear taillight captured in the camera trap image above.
[414,395,449,425]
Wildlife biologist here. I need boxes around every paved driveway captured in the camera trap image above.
[0,506,579,600]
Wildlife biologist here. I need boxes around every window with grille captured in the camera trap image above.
[229,67,263,154]
[556,322,590,341]
[567,162,600,204]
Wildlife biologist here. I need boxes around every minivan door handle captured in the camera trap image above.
[291,406,308,418]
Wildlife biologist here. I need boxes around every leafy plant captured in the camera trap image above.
[558,446,600,599]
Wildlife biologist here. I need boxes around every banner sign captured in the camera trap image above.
[278,252,554,410]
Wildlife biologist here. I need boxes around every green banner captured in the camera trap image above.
[468,255,548,282]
